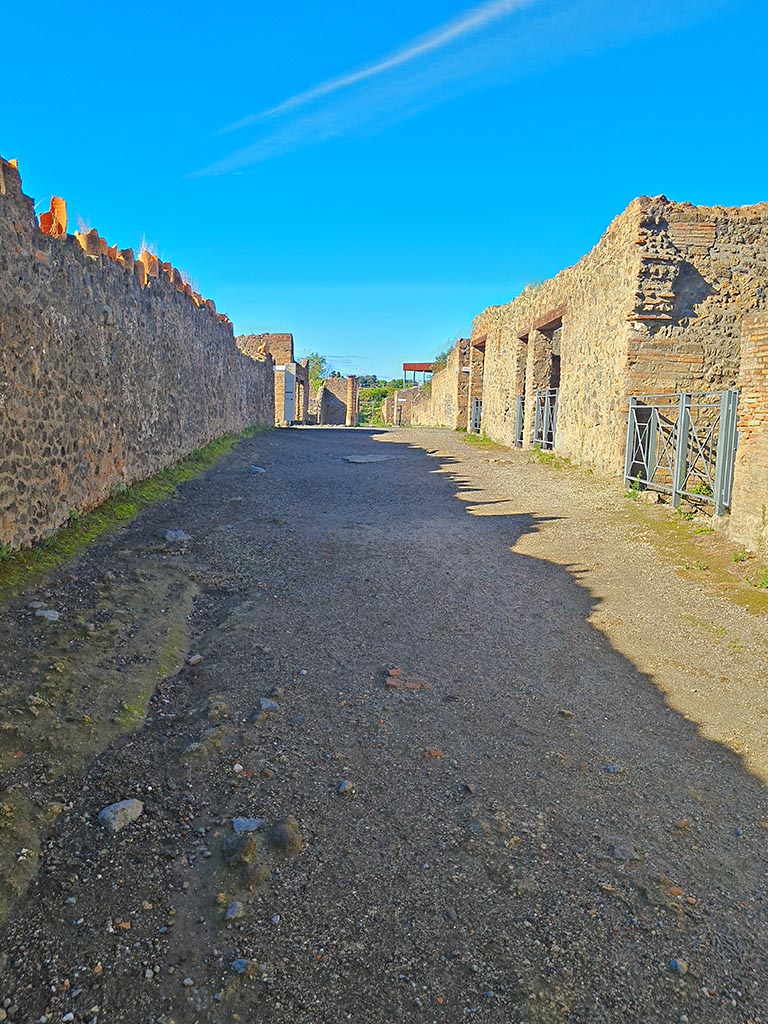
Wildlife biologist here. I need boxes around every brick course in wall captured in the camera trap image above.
[0,159,274,549]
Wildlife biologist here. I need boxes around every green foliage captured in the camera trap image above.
[755,566,768,590]
[534,447,571,469]
[304,352,332,388]
[462,433,495,448]
[359,386,388,405]
[732,547,749,563]
[0,424,270,594]
[431,349,450,372]
[689,482,714,498]
[675,505,696,521]
[625,478,642,500]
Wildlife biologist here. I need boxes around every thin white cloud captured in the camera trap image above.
[193,0,730,176]
[221,0,536,133]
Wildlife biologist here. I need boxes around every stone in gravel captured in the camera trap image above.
[164,529,191,542]
[669,959,689,974]
[343,454,397,464]
[187,653,203,666]
[182,977,194,987]
[603,764,623,774]
[35,609,59,622]
[249,465,266,474]
[224,900,244,920]
[608,839,639,862]
[232,817,265,834]
[338,780,354,795]
[98,798,144,832]
[222,834,270,885]
[446,906,459,922]
[259,697,279,712]
[269,816,303,858]
[27,601,45,609]
[231,958,253,974]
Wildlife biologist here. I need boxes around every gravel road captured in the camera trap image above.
[0,425,766,1024]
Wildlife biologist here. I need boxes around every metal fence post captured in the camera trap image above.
[672,393,691,508]
[713,389,739,515]
[648,406,659,486]
[551,389,559,449]
[515,395,524,448]
[624,397,637,485]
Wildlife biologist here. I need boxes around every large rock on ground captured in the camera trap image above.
[98,799,144,833]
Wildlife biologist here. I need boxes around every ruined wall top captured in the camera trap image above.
[0,155,233,326]
[472,195,768,338]
[237,333,295,364]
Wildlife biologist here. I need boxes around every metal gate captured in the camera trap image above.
[514,395,525,448]
[534,388,558,450]
[470,397,483,434]
[624,390,739,515]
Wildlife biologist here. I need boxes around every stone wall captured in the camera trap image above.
[729,314,768,554]
[236,334,310,426]
[408,340,470,429]
[476,196,768,471]
[317,376,359,426]
[476,199,642,468]
[0,158,274,550]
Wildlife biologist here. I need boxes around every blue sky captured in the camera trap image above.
[2,0,764,379]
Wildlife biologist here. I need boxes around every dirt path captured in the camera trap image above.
[1,426,766,1024]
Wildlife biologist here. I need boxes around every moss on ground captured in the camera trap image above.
[0,425,270,595]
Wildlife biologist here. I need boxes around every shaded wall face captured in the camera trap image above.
[319,388,347,425]
[729,314,768,554]
[0,163,274,549]
[317,376,358,425]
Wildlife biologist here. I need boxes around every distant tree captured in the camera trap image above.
[431,348,451,372]
[359,385,388,405]
[357,374,381,389]
[305,352,331,388]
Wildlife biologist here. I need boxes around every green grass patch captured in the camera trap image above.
[534,448,572,469]
[461,432,496,448]
[0,424,269,594]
